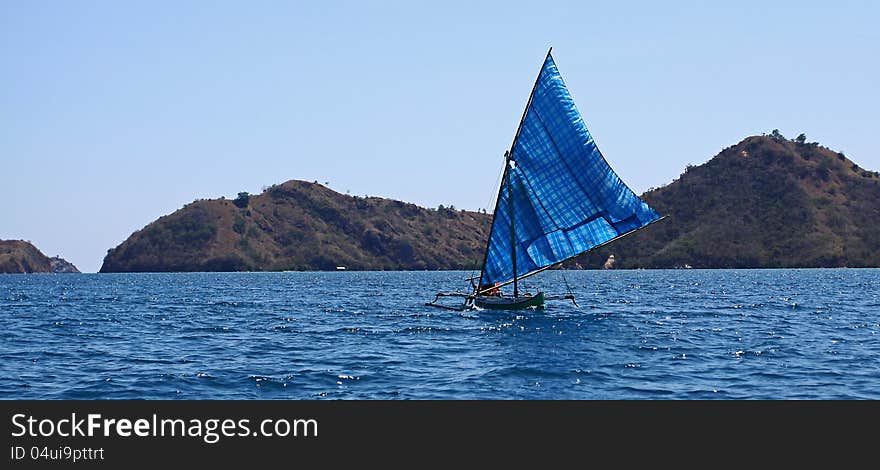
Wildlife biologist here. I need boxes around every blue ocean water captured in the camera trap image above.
[1,269,878,399]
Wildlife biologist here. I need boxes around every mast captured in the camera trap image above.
[475,47,552,296]
[506,162,518,298]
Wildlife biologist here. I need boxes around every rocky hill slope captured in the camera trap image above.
[576,133,880,268]
[101,180,492,272]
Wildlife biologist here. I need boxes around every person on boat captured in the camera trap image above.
[480,282,502,297]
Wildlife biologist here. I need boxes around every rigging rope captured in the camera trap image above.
[559,266,574,297]
[471,158,507,288]
[484,159,506,216]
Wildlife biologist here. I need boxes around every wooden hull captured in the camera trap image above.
[474,292,545,310]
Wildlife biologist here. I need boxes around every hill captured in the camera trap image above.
[100,134,880,273]
[100,180,492,272]
[575,133,880,268]
[0,240,80,273]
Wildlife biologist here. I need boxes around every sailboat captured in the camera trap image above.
[428,48,664,311]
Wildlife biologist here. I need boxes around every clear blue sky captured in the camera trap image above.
[2,1,878,272]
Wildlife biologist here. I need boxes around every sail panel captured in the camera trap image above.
[481,54,661,286]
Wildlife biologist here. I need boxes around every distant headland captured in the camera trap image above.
[95,133,879,272]
[0,240,80,274]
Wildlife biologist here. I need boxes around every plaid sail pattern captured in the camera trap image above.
[481,53,661,286]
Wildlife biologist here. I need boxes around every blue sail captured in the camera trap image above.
[480,53,662,287]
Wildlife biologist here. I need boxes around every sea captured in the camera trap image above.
[1,269,878,400]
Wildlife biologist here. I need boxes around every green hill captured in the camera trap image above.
[575,133,880,269]
[100,180,492,272]
[0,240,80,273]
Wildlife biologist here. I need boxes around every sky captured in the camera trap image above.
[2,1,878,272]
